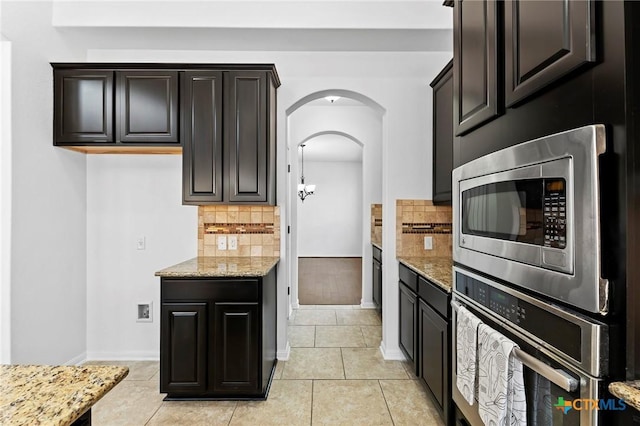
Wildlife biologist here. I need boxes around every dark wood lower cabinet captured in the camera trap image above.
[419,299,451,425]
[161,302,208,394]
[213,303,260,394]
[372,245,382,315]
[160,267,277,399]
[398,282,417,373]
[399,262,452,425]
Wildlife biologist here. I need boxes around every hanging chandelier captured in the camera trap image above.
[298,144,316,202]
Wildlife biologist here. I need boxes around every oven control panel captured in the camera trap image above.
[455,271,582,362]
[466,277,525,323]
[543,179,567,249]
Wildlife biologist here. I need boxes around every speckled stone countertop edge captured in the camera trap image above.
[397,256,453,293]
[155,256,280,278]
[0,365,129,426]
[609,381,640,411]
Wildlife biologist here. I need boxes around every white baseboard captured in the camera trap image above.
[277,342,291,361]
[65,352,87,366]
[360,301,376,309]
[292,299,300,309]
[379,342,406,360]
[85,351,160,361]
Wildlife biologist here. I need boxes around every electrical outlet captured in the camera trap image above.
[137,303,152,322]
[424,236,433,250]
[228,235,238,250]
[136,236,146,250]
[217,236,227,250]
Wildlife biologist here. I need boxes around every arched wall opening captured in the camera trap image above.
[285,89,384,320]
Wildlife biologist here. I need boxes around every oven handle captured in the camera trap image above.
[451,300,579,392]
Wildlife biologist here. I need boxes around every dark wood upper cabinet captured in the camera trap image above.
[54,70,113,143]
[453,0,501,136]
[227,71,269,203]
[182,71,224,203]
[504,0,596,106]
[116,71,179,143]
[431,61,453,205]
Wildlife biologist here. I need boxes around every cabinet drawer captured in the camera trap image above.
[162,278,259,302]
[418,276,449,318]
[399,263,418,293]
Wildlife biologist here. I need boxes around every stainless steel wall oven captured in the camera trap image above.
[451,125,617,425]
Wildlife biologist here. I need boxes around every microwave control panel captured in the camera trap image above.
[543,179,567,249]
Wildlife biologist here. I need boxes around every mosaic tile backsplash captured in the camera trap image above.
[396,200,452,257]
[198,206,280,257]
[371,204,382,247]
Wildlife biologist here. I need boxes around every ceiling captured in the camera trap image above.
[51,1,454,52]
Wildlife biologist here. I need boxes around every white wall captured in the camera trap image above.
[86,155,197,360]
[84,48,451,361]
[3,1,89,365]
[0,37,13,364]
[1,0,452,362]
[298,160,363,257]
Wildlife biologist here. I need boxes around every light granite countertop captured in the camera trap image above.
[156,256,280,278]
[0,364,128,426]
[609,381,640,411]
[397,256,453,292]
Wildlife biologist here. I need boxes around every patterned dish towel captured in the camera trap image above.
[477,323,527,426]
[455,305,482,405]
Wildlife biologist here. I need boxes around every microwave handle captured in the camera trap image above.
[451,300,579,392]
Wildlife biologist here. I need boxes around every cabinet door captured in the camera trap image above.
[453,0,501,135]
[227,71,269,203]
[373,259,382,311]
[116,71,179,143]
[160,303,207,394]
[182,71,224,203]
[505,0,596,106]
[399,283,417,373]
[213,302,260,394]
[419,299,448,410]
[54,70,113,143]
[431,61,454,205]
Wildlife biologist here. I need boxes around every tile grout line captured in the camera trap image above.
[142,397,164,426]
[310,379,315,426]
[377,380,397,426]
[227,400,239,425]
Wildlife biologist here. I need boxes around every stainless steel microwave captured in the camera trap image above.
[452,125,609,314]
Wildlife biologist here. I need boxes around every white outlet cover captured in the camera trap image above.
[424,236,433,250]
[228,236,238,250]
[217,236,227,250]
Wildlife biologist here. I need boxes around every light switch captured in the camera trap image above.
[136,237,146,250]
[217,236,227,250]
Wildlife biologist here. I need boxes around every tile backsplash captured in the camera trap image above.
[396,200,452,257]
[198,206,280,257]
[371,204,382,247]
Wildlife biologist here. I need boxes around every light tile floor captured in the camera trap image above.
[88,307,445,425]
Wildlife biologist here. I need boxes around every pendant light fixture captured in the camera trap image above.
[298,144,316,202]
